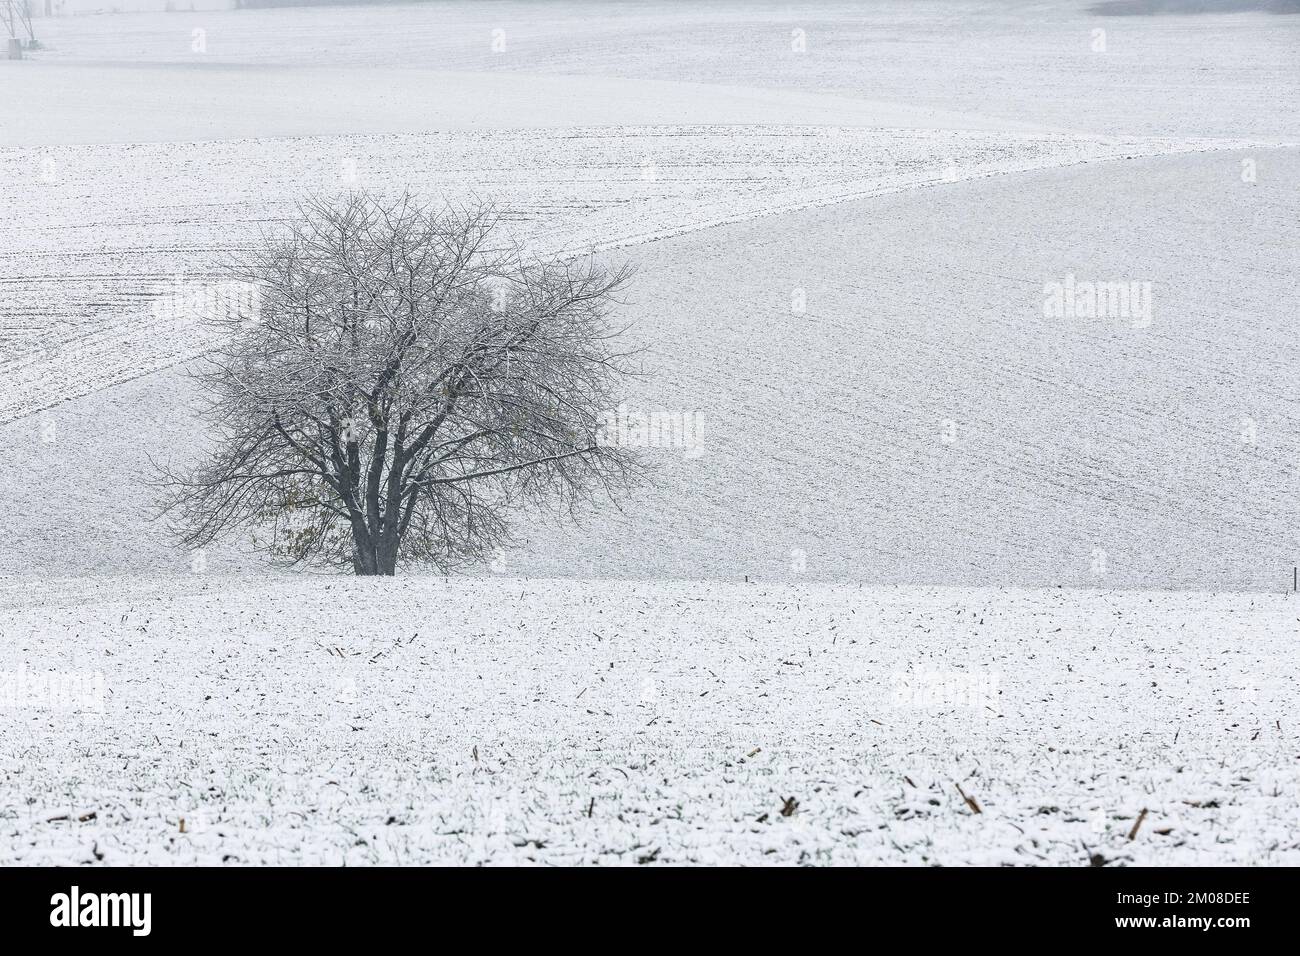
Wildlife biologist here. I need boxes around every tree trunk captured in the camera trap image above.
[351,532,398,575]
[375,535,399,575]
[352,546,379,575]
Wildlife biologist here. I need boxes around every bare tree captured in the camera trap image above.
[159,191,641,575]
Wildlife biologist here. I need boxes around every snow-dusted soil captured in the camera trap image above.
[2,0,1295,871]
[2,577,1296,865]
[23,1,1300,139]
[0,65,1069,148]
[5,126,1282,424]
[4,149,1296,590]
[2,3,1296,592]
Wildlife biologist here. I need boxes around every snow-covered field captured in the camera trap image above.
[3,578,1297,865]
[5,126,1285,423]
[21,0,1300,139]
[5,147,1297,590]
[1,1,1297,867]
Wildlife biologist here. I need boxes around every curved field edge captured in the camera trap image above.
[3,148,1296,590]
[1,126,1292,424]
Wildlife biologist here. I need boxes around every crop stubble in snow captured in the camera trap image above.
[1,578,1297,865]
[1,0,1297,871]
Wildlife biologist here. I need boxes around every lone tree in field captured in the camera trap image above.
[161,192,640,575]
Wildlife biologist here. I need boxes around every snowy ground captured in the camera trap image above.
[4,126,1284,423]
[20,1,1300,139]
[2,578,1297,865]
[1,2,1295,591]
[4,148,1297,590]
[1,2,1296,867]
